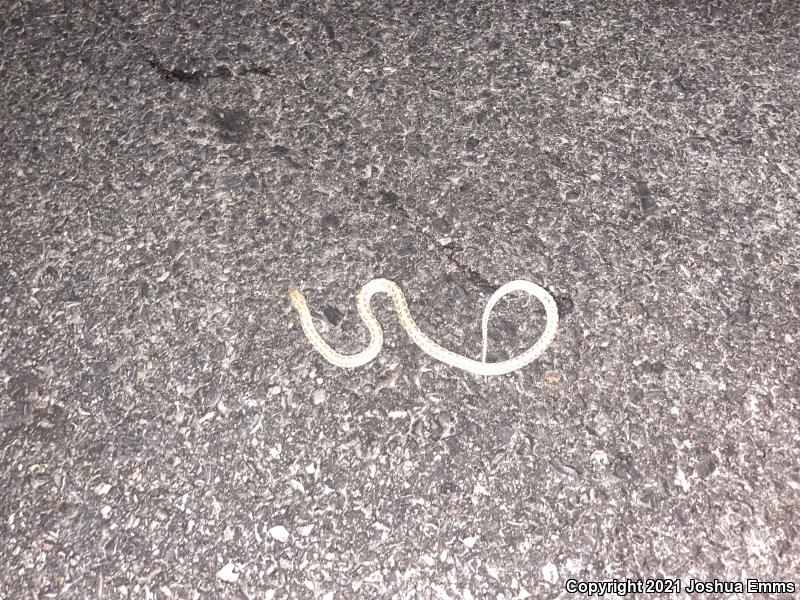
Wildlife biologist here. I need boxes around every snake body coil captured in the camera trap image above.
[289,278,558,376]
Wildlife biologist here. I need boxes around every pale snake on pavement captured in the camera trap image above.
[289,278,558,377]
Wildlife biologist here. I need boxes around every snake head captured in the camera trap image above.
[288,288,304,307]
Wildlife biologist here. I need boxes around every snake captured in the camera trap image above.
[288,278,558,377]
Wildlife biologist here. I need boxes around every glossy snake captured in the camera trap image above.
[289,278,558,376]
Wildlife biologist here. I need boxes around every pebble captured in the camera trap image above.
[269,525,290,542]
[94,482,112,496]
[542,561,559,583]
[216,563,239,583]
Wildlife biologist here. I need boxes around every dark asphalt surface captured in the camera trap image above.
[2,1,799,598]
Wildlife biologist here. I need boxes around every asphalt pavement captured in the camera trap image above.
[1,1,799,598]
